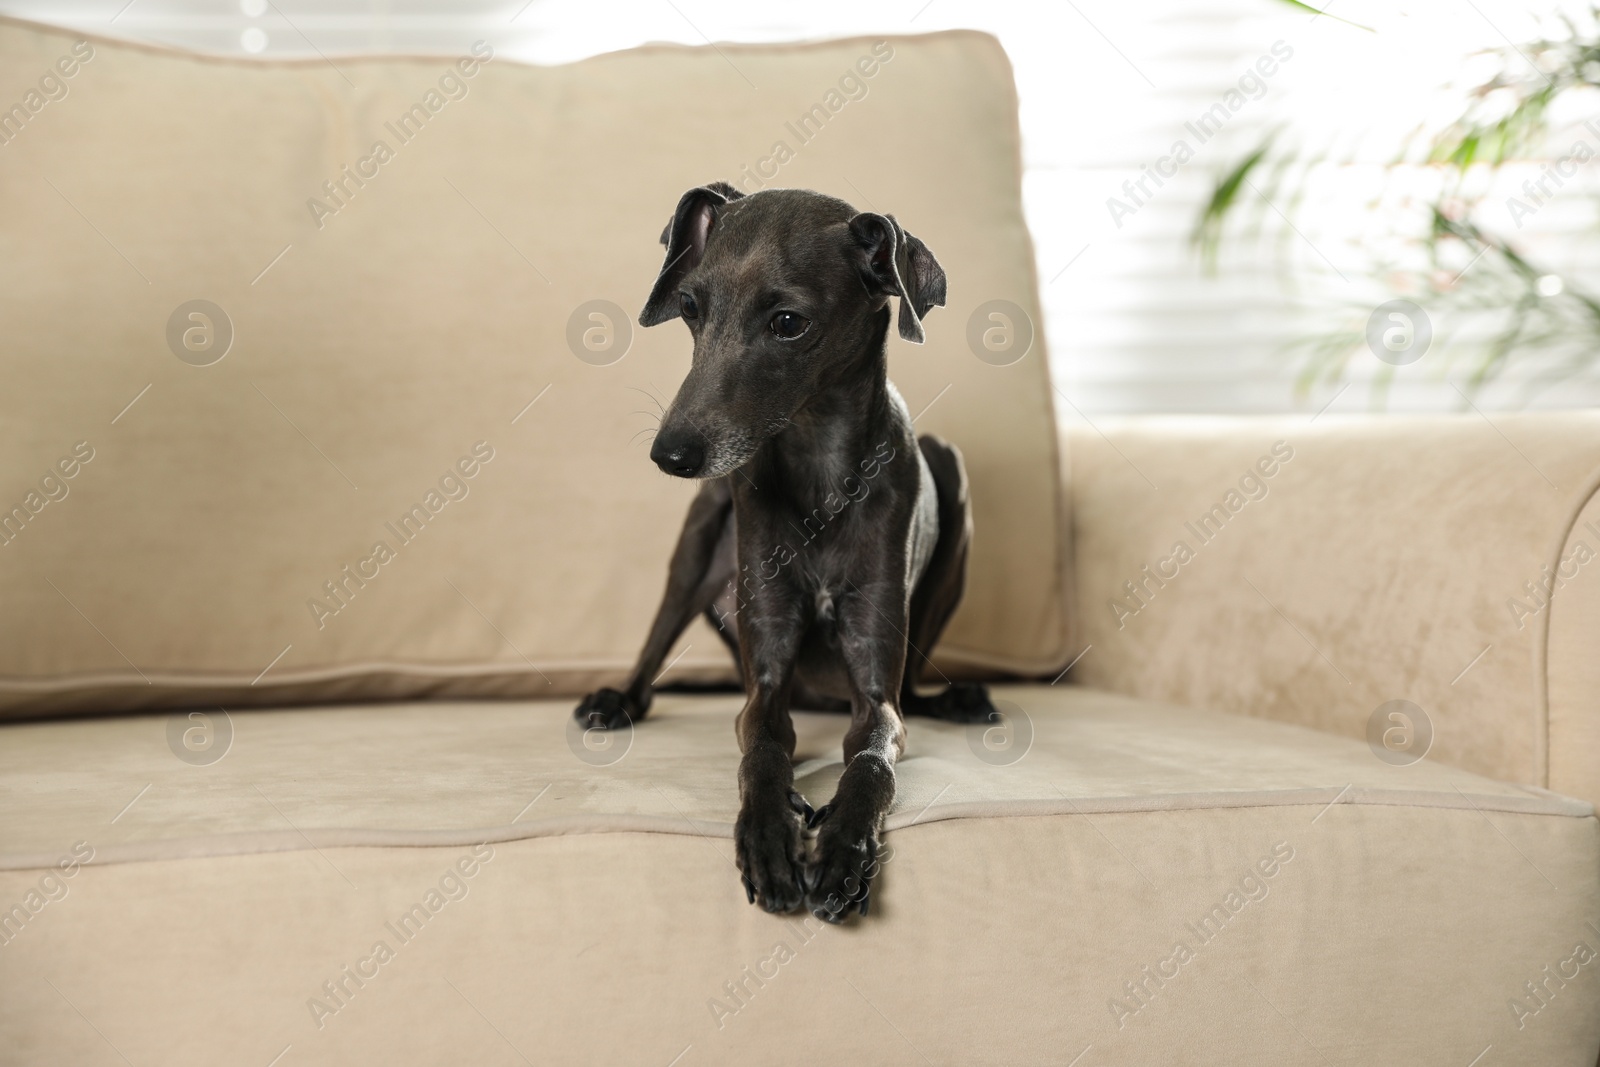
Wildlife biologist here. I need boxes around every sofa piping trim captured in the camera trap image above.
[1534,459,1600,789]
[2,784,1587,871]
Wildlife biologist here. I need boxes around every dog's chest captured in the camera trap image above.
[733,426,927,610]
[736,473,924,601]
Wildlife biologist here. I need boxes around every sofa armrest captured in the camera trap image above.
[1063,411,1600,805]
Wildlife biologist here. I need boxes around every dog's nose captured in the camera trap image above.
[650,433,706,478]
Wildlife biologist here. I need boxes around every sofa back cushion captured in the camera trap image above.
[0,19,1072,716]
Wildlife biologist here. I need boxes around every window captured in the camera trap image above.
[9,0,1593,412]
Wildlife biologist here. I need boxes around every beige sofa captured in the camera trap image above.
[1,17,1596,1066]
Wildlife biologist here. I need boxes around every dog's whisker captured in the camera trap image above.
[645,381,672,413]
[627,385,667,417]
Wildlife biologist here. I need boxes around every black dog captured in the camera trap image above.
[575,183,994,920]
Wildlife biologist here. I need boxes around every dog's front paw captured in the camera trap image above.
[573,687,644,730]
[806,810,883,923]
[734,795,807,914]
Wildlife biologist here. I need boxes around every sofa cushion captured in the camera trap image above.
[0,19,1070,718]
[2,685,1596,1064]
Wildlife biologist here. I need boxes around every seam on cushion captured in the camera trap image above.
[3,785,1587,872]
[984,30,1076,675]
[0,13,1004,73]
[1534,459,1600,790]
[0,645,1056,695]
[0,660,638,691]
[1046,403,1078,674]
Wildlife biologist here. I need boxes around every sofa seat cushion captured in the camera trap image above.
[0,684,1586,864]
[2,684,1597,1064]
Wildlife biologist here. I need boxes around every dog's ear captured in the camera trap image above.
[656,182,744,246]
[642,183,744,326]
[849,212,947,344]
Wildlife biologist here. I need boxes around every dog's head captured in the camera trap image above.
[639,184,946,479]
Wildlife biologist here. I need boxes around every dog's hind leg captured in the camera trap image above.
[574,477,733,728]
[900,435,996,724]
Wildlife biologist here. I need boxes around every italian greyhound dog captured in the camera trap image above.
[574,183,995,921]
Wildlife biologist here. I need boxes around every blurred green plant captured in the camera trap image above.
[1195,4,1600,403]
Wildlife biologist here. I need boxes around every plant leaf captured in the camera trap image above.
[1268,0,1375,32]
[1193,139,1275,271]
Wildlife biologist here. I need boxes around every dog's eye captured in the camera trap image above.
[680,293,699,320]
[770,312,810,340]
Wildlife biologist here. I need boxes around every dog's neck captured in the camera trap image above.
[758,307,900,504]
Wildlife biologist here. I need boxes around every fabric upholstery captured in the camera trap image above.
[1065,412,1600,806]
[1,685,1595,1065]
